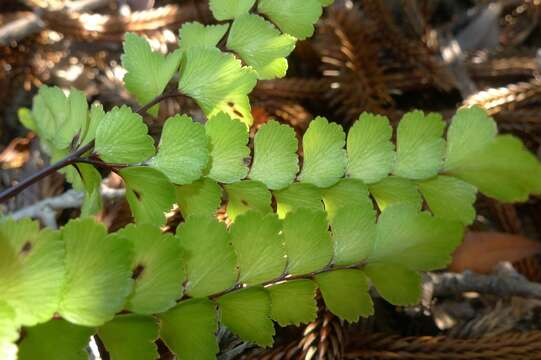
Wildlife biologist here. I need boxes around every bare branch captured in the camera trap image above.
[7,184,125,228]
[426,268,541,300]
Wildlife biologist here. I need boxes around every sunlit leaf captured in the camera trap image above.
[160,299,218,360]
[258,0,322,39]
[18,319,94,360]
[176,178,222,219]
[299,117,346,187]
[95,105,155,163]
[80,103,105,146]
[178,22,229,52]
[98,314,159,360]
[249,120,299,189]
[149,114,208,184]
[59,218,133,326]
[418,175,477,225]
[445,103,541,202]
[230,211,285,285]
[177,216,237,297]
[448,135,541,202]
[368,204,463,271]
[1,218,41,250]
[18,107,36,133]
[32,86,65,144]
[122,33,181,116]
[120,166,176,227]
[31,86,88,149]
[178,47,257,125]
[267,279,317,326]
[227,14,296,79]
[274,182,323,219]
[116,224,184,314]
[224,180,272,221]
[331,205,376,266]
[368,176,422,211]
[316,270,373,322]
[217,287,274,346]
[444,106,497,172]
[209,0,255,20]
[78,163,102,217]
[0,220,64,327]
[321,178,372,221]
[205,112,249,183]
[282,209,333,275]
[363,263,421,305]
[0,302,18,360]
[347,113,394,184]
[394,111,445,180]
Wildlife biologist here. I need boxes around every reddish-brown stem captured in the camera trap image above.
[73,157,130,170]
[135,91,184,115]
[0,91,183,204]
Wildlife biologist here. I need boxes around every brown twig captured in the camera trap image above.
[135,91,183,115]
[426,270,541,300]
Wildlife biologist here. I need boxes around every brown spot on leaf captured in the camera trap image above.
[132,264,145,279]
[133,189,142,200]
[20,241,32,255]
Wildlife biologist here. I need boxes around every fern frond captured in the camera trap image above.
[5,1,541,358]
[8,102,541,357]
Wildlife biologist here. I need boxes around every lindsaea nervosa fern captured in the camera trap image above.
[2,0,541,359]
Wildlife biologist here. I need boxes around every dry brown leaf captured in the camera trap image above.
[449,231,541,273]
[0,135,33,169]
